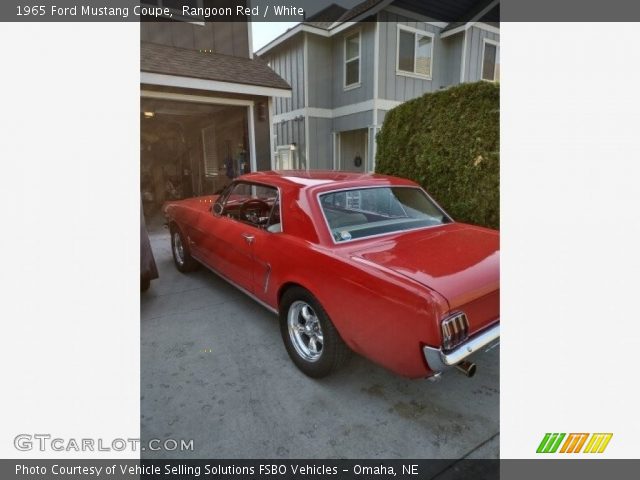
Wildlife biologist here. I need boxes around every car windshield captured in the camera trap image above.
[320,187,450,242]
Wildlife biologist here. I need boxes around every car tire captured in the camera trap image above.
[279,287,351,378]
[170,226,199,273]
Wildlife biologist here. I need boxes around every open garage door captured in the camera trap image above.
[140,97,253,215]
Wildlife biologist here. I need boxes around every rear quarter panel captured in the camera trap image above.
[258,234,449,378]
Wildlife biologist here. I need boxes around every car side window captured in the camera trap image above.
[218,182,280,230]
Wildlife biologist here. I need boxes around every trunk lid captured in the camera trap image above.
[349,223,500,332]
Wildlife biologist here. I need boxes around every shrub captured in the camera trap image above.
[375,81,499,229]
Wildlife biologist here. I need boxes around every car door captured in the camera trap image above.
[204,182,279,293]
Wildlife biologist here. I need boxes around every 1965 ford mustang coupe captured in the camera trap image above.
[163,171,499,380]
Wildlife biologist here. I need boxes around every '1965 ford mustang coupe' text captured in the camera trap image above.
[163,171,499,380]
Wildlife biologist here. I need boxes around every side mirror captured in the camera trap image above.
[213,203,224,216]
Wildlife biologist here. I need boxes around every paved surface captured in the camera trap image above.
[141,220,499,459]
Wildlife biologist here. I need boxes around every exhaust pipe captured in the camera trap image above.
[455,360,477,378]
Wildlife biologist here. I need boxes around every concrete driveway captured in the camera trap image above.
[141,221,499,459]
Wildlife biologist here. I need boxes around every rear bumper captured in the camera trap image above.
[423,322,500,374]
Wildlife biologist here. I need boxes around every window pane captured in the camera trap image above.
[346,59,359,86]
[415,34,432,76]
[482,43,497,81]
[320,187,448,242]
[345,33,359,61]
[398,30,415,72]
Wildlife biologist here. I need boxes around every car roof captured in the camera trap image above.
[240,170,418,191]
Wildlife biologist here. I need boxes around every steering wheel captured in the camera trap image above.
[239,199,271,224]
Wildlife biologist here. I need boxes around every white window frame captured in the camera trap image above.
[396,24,435,80]
[481,38,500,82]
[343,30,362,91]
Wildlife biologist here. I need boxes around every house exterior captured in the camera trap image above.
[140,11,291,211]
[256,0,499,173]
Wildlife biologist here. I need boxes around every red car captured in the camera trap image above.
[163,171,499,379]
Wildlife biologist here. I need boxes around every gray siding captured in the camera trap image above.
[331,23,376,108]
[333,110,373,132]
[264,37,305,115]
[307,34,333,109]
[463,27,500,82]
[141,22,249,57]
[439,34,464,86]
[308,117,333,169]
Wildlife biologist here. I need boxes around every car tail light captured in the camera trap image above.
[441,312,470,351]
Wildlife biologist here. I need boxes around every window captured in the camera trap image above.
[215,182,280,230]
[320,187,450,243]
[481,39,500,82]
[202,125,219,177]
[397,26,434,78]
[344,31,361,89]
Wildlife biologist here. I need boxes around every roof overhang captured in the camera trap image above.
[140,72,292,98]
[256,0,396,57]
[440,21,499,38]
[256,0,499,56]
[255,24,329,57]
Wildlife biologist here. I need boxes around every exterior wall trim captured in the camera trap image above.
[268,97,275,169]
[141,72,292,98]
[273,99,401,124]
[141,90,254,106]
[460,28,468,82]
[303,32,310,170]
[371,19,380,171]
[441,21,500,39]
[247,21,254,59]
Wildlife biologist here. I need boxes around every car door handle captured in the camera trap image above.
[241,233,255,244]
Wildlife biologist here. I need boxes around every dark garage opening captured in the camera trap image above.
[141,98,251,216]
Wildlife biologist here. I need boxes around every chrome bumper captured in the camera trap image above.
[423,323,500,374]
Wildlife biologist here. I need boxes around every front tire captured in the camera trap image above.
[171,227,198,273]
[279,287,351,378]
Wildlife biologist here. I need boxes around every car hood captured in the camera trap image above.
[348,223,499,310]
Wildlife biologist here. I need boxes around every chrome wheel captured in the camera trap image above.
[172,231,185,266]
[287,301,324,362]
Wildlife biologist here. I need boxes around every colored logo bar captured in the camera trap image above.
[537,433,612,454]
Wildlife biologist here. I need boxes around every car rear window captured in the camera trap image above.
[319,187,450,242]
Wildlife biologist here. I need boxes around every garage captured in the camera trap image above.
[141,97,251,214]
[140,41,292,216]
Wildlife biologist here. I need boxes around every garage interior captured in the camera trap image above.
[141,98,251,215]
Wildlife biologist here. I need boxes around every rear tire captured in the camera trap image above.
[170,226,198,273]
[279,287,351,378]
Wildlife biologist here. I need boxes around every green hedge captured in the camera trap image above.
[375,81,499,229]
